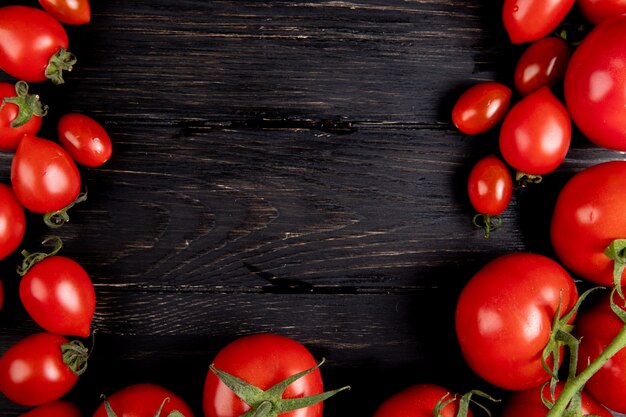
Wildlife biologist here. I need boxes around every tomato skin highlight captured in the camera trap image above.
[0,82,43,151]
[455,253,578,390]
[577,0,626,25]
[502,0,574,44]
[467,156,512,216]
[499,86,571,175]
[514,37,571,96]
[0,183,26,262]
[58,113,112,167]
[203,333,324,417]
[20,400,82,417]
[93,383,195,417]
[452,82,512,135]
[373,384,472,417]
[11,134,81,214]
[39,0,91,25]
[564,15,626,151]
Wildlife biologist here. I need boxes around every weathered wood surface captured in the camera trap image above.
[0,1,622,415]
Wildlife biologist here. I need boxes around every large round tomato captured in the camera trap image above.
[11,134,81,214]
[0,5,75,84]
[20,255,96,337]
[550,161,626,286]
[577,0,626,25]
[39,0,91,25]
[203,333,326,417]
[564,15,626,151]
[373,384,473,417]
[575,292,626,413]
[0,183,25,262]
[0,81,45,151]
[0,332,87,406]
[455,253,578,390]
[514,37,571,96]
[20,400,81,417]
[499,86,571,176]
[58,113,112,167]
[93,383,195,417]
[452,82,511,135]
[502,0,574,44]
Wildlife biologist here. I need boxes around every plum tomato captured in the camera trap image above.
[20,400,82,417]
[499,86,571,176]
[39,0,91,25]
[503,0,574,44]
[514,37,571,96]
[452,82,512,135]
[577,0,626,25]
[0,183,26,262]
[455,253,578,390]
[0,81,46,151]
[373,384,474,417]
[93,383,195,417]
[58,113,112,167]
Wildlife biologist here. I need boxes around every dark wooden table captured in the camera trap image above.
[0,1,622,416]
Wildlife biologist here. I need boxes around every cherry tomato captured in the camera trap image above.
[564,15,626,151]
[11,134,81,214]
[500,381,612,417]
[373,384,473,417]
[499,86,571,176]
[20,400,82,417]
[93,383,195,417]
[0,332,87,406]
[0,6,75,84]
[58,113,112,167]
[468,156,512,216]
[575,292,626,413]
[550,161,626,286]
[20,255,96,337]
[577,0,626,25]
[0,183,26,261]
[39,0,91,25]
[452,82,512,135]
[514,37,571,96]
[0,81,45,151]
[455,253,578,390]
[502,0,574,44]
[203,333,325,417]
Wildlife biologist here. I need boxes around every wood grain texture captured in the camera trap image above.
[0,0,623,415]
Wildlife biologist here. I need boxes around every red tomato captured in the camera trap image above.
[550,161,626,286]
[467,156,512,216]
[0,6,75,84]
[11,134,81,214]
[373,384,473,417]
[499,87,571,176]
[577,0,626,25]
[20,400,82,417]
[0,332,87,406]
[203,334,325,417]
[514,37,571,96]
[502,0,574,44]
[564,15,626,151]
[455,253,578,390]
[452,82,512,135]
[500,381,612,417]
[575,292,626,413]
[0,81,45,151]
[39,0,91,25]
[58,113,112,167]
[93,383,195,417]
[0,183,26,261]
[20,256,95,337]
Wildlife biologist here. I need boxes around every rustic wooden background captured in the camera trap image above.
[0,0,622,415]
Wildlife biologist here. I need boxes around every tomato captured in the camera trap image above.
[455,253,578,390]
[20,255,95,337]
[39,0,91,25]
[11,134,81,214]
[565,15,626,151]
[577,0,626,25]
[0,332,87,406]
[468,156,512,216]
[203,333,328,417]
[514,37,571,96]
[0,183,25,261]
[58,113,112,167]
[93,383,195,417]
[0,81,46,151]
[20,400,82,417]
[574,292,626,413]
[550,161,626,286]
[373,384,473,417]
[452,82,512,135]
[500,381,612,417]
[499,87,571,176]
[0,6,76,84]
[502,0,574,44]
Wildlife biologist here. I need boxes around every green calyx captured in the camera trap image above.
[61,340,89,376]
[433,390,499,417]
[44,190,88,229]
[17,235,64,276]
[515,171,543,187]
[104,397,187,417]
[472,214,502,239]
[45,47,77,85]
[0,81,48,127]
[604,239,626,300]
[210,358,350,417]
